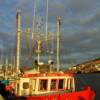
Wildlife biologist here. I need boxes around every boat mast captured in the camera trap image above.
[10,55,13,74]
[48,32,51,62]
[45,0,48,41]
[37,17,41,67]
[0,53,3,68]
[56,16,61,72]
[16,9,21,72]
[45,0,50,61]
[48,32,53,63]
[5,56,8,79]
[32,0,36,41]
[13,56,16,74]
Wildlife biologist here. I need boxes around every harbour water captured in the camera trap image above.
[75,74,100,100]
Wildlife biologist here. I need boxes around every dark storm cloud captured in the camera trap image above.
[1,0,100,67]
[57,0,100,65]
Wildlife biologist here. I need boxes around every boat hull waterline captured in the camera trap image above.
[22,86,95,100]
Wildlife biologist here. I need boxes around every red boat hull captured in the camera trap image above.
[26,86,95,100]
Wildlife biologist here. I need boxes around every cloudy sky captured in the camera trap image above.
[0,0,100,67]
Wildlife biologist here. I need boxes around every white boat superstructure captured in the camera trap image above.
[14,73,75,96]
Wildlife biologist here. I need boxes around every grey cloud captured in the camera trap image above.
[68,0,99,15]
[1,0,100,66]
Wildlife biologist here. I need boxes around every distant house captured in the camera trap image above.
[74,58,100,73]
[0,64,3,69]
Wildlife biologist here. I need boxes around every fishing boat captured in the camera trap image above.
[1,1,95,100]
[9,72,94,100]
[1,71,95,100]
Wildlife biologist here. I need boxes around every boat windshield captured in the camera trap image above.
[51,79,57,90]
[23,82,29,89]
[58,79,64,89]
[40,79,48,91]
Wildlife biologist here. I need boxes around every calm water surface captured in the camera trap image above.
[75,74,100,100]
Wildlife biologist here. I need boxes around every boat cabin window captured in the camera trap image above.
[40,79,48,91]
[23,82,29,89]
[58,79,64,89]
[51,79,57,90]
[32,79,36,91]
[67,78,73,90]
